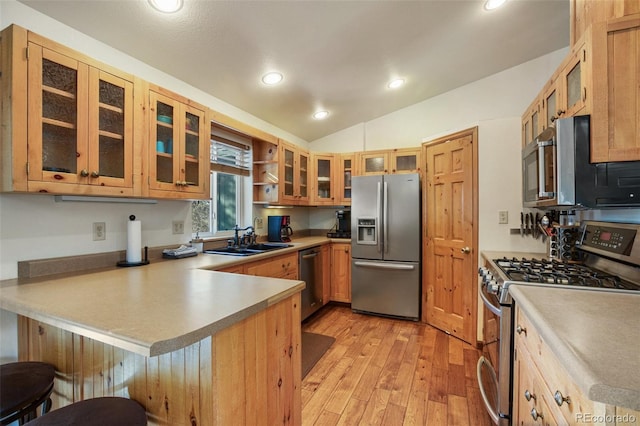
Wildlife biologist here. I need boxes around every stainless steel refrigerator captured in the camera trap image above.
[350,173,421,320]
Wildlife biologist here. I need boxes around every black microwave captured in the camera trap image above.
[522,115,640,209]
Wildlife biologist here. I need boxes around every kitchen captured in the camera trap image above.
[2,0,640,425]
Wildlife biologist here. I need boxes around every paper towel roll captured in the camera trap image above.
[126,218,142,263]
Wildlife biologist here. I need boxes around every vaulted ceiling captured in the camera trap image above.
[19,0,570,141]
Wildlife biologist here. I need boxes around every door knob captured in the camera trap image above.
[461,247,471,254]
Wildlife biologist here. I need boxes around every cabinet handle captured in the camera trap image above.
[344,248,349,253]
[582,87,587,102]
[530,408,544,421]
[80,169,89,177]
[524,389,536,402]
[556,109,566,116]
[554,390,570,406]
[516,325,527,335]
[91,171,100,178]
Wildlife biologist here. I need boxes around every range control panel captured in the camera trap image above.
[578,222,638,257]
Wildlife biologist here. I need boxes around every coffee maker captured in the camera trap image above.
[327,210,351,238]
[268,215,293,242]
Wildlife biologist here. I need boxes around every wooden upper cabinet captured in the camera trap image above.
[358,151,389,175]
[279,140,309,205]
[391,147,421,174]
[147,88,209,199]
[310,153,336,205]
[570,0,640,46]
[590,15,640,162]
[357,148,421,176]
[8,26,138,196]
[560,37,590,119]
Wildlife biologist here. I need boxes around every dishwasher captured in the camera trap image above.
[299,246,322,320]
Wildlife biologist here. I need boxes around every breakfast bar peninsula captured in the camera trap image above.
[0,253,306,425]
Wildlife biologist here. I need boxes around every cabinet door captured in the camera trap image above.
[330,243,351,302]
[150,92,181,192]
[297,150,309,204]
[542,81,561,129]
[590,16,640,162]
[27,44,89,186]
[280,143,297,203]
[87,68,134,190]
[561,40,589,118]
[312,154,335,205]
[358,151,389,175]
[180,105,208,195]
[391,148,421,174]
[522,100,541,146]
[337,153,354,205]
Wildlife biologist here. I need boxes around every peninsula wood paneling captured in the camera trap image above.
[17,293,301,426]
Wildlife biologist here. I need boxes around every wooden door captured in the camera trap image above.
[422,127,478,345]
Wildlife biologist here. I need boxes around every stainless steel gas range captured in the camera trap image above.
[477,220,640,425]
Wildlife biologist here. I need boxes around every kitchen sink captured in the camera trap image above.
[204,243,292,257]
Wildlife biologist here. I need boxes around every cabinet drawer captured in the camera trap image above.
[515,308,595,424]
[245,252,298,279]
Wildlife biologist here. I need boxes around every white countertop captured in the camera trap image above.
[509,285,640,411]
[0,237,333,357]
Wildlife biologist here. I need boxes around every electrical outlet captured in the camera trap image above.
[255,217,264,230]
[93,222,106,241]
[498,210,509,224]
[172,220,185,234]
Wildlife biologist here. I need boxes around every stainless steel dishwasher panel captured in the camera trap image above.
[299,247,323,320]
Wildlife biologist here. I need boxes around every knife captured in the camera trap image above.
[521,212,524,237]
[525,213,529,236]
[533,212,539,239]
[529,212,535,237]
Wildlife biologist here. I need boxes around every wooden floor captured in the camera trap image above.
[301,305,493,426]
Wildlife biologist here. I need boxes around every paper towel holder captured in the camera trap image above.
[117,215,150,267]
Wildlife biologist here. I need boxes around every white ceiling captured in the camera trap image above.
[19,0,570,142]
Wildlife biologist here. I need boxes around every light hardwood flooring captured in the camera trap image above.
[301,305,493,426]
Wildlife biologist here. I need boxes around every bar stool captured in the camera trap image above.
[24,397,147,426]
[0,361,55,425]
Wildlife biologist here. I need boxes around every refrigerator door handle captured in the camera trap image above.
[376,182,382,253]
[383,181,389,254]
[353,261,415,271]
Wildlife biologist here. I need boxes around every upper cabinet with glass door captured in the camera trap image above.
[7,26,138,195]
[336,153,355,205]
[311,153,335,205]
[279,140,309,205]
[357,148,421,176]
[147,87,209,199]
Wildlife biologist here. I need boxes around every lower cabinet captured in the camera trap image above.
[513,306,638,426]
[244,252,298,280]
[330,242,351,303]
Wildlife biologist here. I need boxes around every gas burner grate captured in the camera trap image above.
[493,256,640,291]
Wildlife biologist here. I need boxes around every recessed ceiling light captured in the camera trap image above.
[313,111,329,120]
[261,72,284,85]
[484,0,507,11]
[148,0,183,13]
[388,78,405,89]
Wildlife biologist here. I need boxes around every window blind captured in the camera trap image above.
[210,124,252,177]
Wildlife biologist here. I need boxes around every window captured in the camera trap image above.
[192,123,252,237]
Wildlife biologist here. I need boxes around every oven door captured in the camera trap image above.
[478,283,511,425]
[522,134,557,208]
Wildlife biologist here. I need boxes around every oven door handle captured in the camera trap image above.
[480,285,502,317]
[477,356,500,425]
